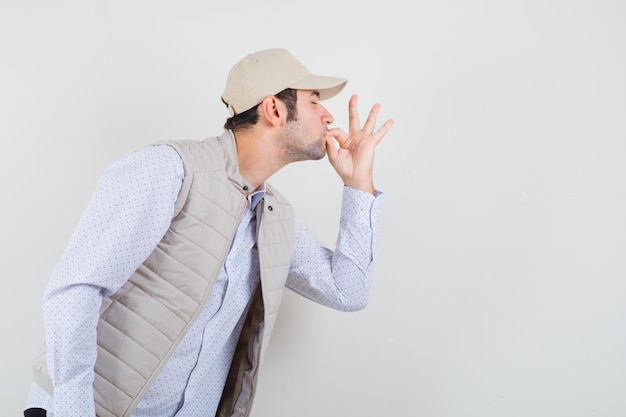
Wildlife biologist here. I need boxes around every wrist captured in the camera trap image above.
[344,180,375,195]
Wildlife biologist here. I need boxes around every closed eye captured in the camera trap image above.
[309,91,321,105]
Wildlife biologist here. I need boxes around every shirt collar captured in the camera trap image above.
[247,183,266,210]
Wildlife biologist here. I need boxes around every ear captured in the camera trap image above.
[259,96,286,127]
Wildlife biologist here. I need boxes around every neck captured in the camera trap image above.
[232,128,285,190]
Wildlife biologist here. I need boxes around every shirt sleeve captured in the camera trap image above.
[286,187,383,311]
[43,145,184,417]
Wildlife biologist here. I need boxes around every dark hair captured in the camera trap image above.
[223,88,298,131]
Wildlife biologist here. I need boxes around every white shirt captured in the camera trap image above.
[26,144,382,417]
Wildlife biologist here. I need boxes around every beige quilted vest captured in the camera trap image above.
[33,131,296,417]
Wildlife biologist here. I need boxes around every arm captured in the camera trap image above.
[285,94,393,309]
[43,145,183,416]
[286,186,382,311]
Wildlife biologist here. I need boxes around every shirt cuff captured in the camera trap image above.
[341,186,383,228]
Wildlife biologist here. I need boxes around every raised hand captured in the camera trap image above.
[325,94,394,194]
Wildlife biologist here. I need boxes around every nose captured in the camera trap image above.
[321,106,334,125]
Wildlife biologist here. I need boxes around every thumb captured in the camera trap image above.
[325,135,339,165]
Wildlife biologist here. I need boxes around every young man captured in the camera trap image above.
[25,48,394,417]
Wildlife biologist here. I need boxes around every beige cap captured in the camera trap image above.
[222,48,348,116]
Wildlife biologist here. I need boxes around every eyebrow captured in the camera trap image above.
[309,91,321,99]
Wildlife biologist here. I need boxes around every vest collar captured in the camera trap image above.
[218,130,254,196]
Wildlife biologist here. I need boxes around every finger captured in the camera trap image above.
[348,95,361,133]
[326,127,347,144]
[374,119,395,142]
[362,103,381,134]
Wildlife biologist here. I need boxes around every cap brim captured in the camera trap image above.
[289,74,348,101]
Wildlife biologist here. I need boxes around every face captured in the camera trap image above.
[278,90,335,163]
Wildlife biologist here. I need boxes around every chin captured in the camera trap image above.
[312,148,327,161]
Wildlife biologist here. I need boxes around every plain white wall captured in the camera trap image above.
[2,0,625,416]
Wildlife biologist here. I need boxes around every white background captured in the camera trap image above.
[2,1,626,416]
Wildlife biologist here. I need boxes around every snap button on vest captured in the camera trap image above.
[267,205,273,211]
